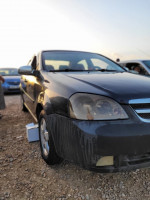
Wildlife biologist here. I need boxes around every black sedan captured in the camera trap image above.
[19,50,150,172]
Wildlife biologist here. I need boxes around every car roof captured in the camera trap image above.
[0,68,18,69]
[40,50,100,54]
[119,59,150,63]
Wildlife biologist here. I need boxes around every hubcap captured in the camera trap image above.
[40,118,49,157]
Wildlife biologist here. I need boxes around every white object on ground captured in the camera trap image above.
[26,123,39,142]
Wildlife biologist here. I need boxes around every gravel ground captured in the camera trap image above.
[1,95,150,200]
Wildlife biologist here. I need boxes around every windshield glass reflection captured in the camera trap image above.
[42,51,125,72]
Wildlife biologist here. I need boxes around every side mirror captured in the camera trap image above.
[18,66,32,75]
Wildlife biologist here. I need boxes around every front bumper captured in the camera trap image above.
[46,107,150,172]
[3,86,20,93]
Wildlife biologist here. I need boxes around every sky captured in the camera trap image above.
[0,0,150,68]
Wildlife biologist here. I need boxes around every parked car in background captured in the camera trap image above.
[119,60,150,76]
[0,68,20,93]
[19,50,150,172]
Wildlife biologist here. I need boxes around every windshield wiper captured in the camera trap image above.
[96,69,119,72]
[48,69,121,72]
[48,69,84,72]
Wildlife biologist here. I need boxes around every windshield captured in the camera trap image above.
[42,51,124,72]
[143,60,150,69]
[0,68,19,76]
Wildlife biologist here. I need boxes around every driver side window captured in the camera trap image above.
[126,63,148,75]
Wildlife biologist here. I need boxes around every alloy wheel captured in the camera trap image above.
[40,118,49,157]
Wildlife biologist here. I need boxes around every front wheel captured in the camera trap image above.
[39,110,63,165]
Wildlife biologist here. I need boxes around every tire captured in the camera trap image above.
[39,110,63,165]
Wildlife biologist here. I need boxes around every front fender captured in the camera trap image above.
[43,91,69,117]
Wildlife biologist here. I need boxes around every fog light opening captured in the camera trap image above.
[96,156,114,167]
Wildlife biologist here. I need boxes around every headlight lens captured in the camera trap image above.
[69,93,128,120]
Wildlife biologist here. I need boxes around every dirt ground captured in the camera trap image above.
[1,95,150,200]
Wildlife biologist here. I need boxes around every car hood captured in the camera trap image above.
[44,71,150,104]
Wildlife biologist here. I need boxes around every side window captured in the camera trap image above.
[137,64,148,75]
[126,63,148,75]
[126,63,137,70]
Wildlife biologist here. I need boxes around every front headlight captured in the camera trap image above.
[69,93,128,120]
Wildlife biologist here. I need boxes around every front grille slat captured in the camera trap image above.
[135,108,150,114]
[130,99,150,121]
[126,153,150,165]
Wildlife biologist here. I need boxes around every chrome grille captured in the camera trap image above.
[138,113,150,119]
[131,103,150,109]
[123,153,150,165]
[129,98,150,121]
